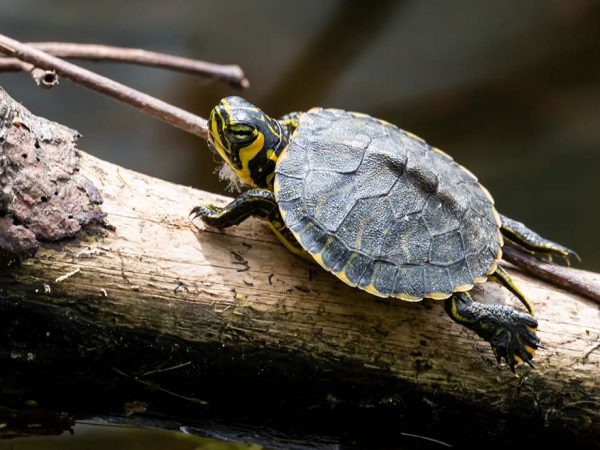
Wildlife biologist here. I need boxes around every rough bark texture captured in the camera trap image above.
[0,87,105,258]
[0,88,599,449]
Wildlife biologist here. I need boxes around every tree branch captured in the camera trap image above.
[0,34,208,138]
[503,246,600,303]
[0,57,59,88]
[0,42,248,89]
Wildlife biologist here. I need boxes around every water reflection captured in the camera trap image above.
[1,422,263,450]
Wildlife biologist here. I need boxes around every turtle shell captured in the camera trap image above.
[274,108,503,301]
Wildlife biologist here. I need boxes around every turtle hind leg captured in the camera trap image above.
[444,293,540,372]
[488,265,534,315]
[500,214,579,264]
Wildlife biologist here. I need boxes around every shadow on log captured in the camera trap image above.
[0,87,599,449]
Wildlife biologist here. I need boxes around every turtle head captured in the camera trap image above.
[208,96,288,190]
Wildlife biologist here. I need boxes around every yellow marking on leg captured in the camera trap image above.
[524,345,537,357]
[448,297,476,323]
[490,265,534,315]
[502,224,572,257]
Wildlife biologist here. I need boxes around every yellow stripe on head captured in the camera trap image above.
[209,106,229,163]
[207,96,290,190]
[236,132,265,186]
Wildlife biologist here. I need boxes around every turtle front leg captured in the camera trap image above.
[444,293,540,371]
[190,189,306,257]
[191,189,277,228]
[500,214,579,264]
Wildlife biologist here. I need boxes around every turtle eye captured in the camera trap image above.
[226,123,255,143]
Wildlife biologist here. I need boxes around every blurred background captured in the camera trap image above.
[0,0,599,270]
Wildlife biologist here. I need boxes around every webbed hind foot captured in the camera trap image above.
[500,214,579,265]
[445,293,540,372]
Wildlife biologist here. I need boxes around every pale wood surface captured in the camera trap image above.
[3,150,598,436]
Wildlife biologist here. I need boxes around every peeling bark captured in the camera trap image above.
[0,87,105,258]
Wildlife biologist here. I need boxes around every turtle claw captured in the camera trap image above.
[190,204,222,223]
[190,204,219,218]
[445,294,541,372]
[488,312,540,372]
[563,248,581,266]
[545,245,580,267]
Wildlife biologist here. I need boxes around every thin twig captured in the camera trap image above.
[503,246,600,303]
[0,42,248,89]
[140,361,191,377]
[0,34,208,139]
[400,432,453,448]
[0,58,59,88]
[55,267,81,283]
[111,366,208,406]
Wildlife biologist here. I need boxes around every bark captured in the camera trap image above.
[0,88,599,449]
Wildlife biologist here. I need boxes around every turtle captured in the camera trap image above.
[191,96,576,371]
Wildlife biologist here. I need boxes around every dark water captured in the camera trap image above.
[0,422,262,450]
[1,1,599,448]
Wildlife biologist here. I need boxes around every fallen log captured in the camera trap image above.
[0,87,599,449]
